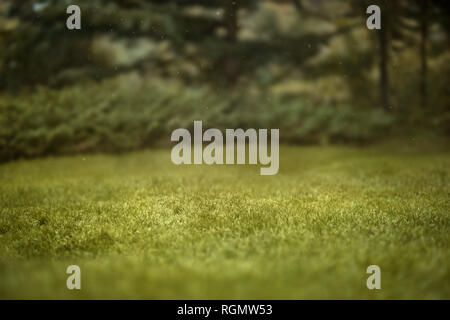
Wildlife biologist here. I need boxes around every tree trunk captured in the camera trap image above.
[223,2,239,85]
[378,20,390,110]
[420,0,429,109]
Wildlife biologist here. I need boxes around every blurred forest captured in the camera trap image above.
[0,0,449,161]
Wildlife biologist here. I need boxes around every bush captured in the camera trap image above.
[0,75,395,161]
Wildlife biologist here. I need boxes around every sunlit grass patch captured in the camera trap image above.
[0,145,449,299]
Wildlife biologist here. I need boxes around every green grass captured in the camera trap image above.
[0,144,449,299]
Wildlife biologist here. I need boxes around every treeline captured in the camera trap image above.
[0,1,449,161]
[0,76,393,161]
[2,1,448,107]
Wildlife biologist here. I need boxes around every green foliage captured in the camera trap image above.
[0,75,394,161]
[0,145,449,298]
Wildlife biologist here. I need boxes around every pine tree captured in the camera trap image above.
[0,0,259,89]
[1,0,363,90]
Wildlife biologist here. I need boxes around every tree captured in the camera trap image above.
[395,0,449,110]
[1,0,368,91]
[419,0,429,110]
[0,0,260,89]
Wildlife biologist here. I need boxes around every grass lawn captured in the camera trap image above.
[0,143,449,299]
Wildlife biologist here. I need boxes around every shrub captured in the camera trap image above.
[0,75,395,161]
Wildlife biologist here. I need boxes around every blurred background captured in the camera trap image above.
[0,0,449,161]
